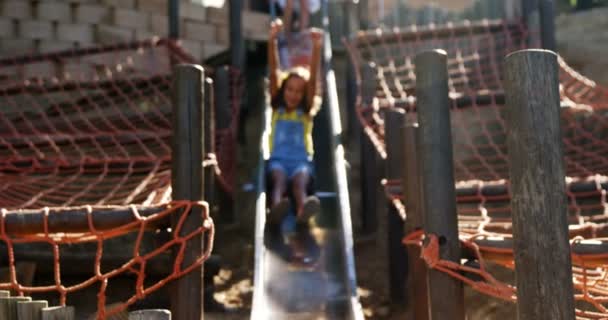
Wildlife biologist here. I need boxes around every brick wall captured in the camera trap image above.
[0,0,269,62]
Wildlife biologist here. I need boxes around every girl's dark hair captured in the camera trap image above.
[271,72,310,114]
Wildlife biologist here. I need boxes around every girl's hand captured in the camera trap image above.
[310,28,323,45]
[270,19,283,38]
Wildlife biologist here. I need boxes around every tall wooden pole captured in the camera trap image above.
[230,0,244,70]
[384,109,408,306]
[402,123,429,320]
[522,0,540,47]
[171,64,205,320]
[504,49,574,320]
[204,77,215,209]
[358,0,370,29]
[359,62,381,234]
[168,0,179,39]
[539,0,556,51]
[414,50,464,320]
[213,66,234,224]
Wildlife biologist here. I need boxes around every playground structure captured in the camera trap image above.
[250,1,363,319]
[0,38,241,318]
[345,0,608,319]
[1,0,608,319]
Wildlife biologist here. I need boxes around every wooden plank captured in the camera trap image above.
[414,50,464,320]
[17,300,48,320]
[170,64,205,319]
[402,123,429,320]
[0,296,31,320]
[0,291,8,298]
[129,309,171,319]
[1,207,164,234]
[504,49,575,320]
[384,109,407,307]
[41,306,75,320]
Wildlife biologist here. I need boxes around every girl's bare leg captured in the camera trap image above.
[271,169,287,208]
[292,171,311,217]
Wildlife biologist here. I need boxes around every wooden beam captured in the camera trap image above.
[1,206,165,234]
[384,109,408,306]
[504,49,575,320]
[414,49,464,320]
[171,64,205,320]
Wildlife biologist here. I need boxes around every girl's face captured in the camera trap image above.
[283,75,306,111]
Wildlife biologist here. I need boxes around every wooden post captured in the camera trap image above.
[230,0,244,70]
[129,309,171,320]
[539,0,556,51]
[414,50,464,320]
[41,306,75,320]
[522,0,540,47]
[17,300,48,320]
[402,123,429,320]
[344,1,359,40]
[358,0,370,29]
[168,0,179,39]
[204,77,215,207]
[214,67,232,134]
[213,66,234,224]
[504,49,575,320]
[505,0,522,20]
[359,62,380,234]
[384,109,407,306]
[171,64,205,320]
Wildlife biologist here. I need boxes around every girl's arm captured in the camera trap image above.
[306,28,323,111]
[269,19,283,98]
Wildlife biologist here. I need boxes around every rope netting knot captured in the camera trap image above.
[352,17,608,318]
[0,200,214,319]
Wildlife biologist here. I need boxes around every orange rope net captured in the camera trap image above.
[0,201,214,318]
[346,19,608,318]
[0,38,239,318]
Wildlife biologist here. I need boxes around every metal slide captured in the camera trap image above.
[250,2,364,319]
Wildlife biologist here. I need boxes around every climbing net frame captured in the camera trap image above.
[346,18,608,318]
[0,38,243,317]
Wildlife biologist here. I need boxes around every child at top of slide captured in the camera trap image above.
[275,0,321,32]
